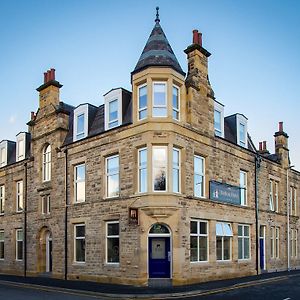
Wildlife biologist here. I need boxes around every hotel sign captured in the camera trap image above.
[209,181,241,205]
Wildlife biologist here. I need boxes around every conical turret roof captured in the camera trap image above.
[132,8,185,76]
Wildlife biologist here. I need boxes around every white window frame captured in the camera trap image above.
[190,220,208,263]
[290,187,297,216]
[138,84,148,121]
[74,164,86,203]
[275,227,280,259]
[16,181,23,212]
[238,224,250,260]
[152,146,168,192]
[152,82,167,118]
[16,133,26,162]
[42,144,51,182]
[216,222,233,261]
[274,181,279,212]
[0,230,4,260]
[236,114,248,148]
[269,180,274,211]
[104,89,123,130]
[0,141,7,168]
[214,101,224,137]
[291,229,298,258]
[172,85,180,121]
[138,148,147,193]
[106,221,120,265]
[172,147,180,193]
[73,104,89,141]
[194,155,205,198]
[74,224,85,263]
[106,154,120,198]
[270,226,275,258]
[16,229,23,261]
[41,195,50,215]
[0,185,4,215]
[240,170,247,206]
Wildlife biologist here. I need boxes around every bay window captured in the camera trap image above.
[153,146,167,191]
[153,82,167,117]
[138,85,147,120]
[138,148,147,193]
[172,148,180,193]
[172,85,179,120]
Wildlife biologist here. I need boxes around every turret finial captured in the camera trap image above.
[155,7,160,23]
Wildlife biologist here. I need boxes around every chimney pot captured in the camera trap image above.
[193,29,199,44]
[198,32,202,47]
[50,68,55,81]
[44,72,47,83]
[263,141,267,151]
[259,142,262,151]
[279,121,283,132]
[31,111,35,121]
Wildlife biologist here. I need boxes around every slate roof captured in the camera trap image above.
[132,18,185,76]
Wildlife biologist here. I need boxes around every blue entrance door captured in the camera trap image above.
[149,237,170,278]
[259,238,265,270]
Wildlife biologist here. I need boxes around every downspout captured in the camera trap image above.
[64,149,68,280]
[255,155,261,275]
[24,162,28,278]
[287,167,290,272]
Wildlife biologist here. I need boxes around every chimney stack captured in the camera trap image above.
[274,121,289,168]
[36,68,62,109]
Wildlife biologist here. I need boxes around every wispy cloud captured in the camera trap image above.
[8,115,17,124]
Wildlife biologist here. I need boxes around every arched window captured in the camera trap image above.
[149,224,170,234]
[43,145,51,182]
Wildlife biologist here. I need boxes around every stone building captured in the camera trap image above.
[0,9,299,286]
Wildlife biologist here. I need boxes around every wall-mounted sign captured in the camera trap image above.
[129,208,139,225]
[209,181,241,205]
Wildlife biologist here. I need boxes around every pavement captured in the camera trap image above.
[0,270,299,299]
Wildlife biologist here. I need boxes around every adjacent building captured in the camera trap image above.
[0,9,299,286]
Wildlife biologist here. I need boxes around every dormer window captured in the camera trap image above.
[214,101,224,137]
[153,82,167,117]
[236,114,248,148]
[0,142,7,168]
[138,84,147,120]
[16,133,26,162]
[104,89,123,130]
[73,104,88,141]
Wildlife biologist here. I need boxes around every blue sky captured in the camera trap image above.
[0,0,299,169]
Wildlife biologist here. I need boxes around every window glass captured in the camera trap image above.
[16,181,23,212]
[153,147,167,191]
[43,145,51,182]
[190,220,208,262]
[240,171,247,206]
[107,222,119,263]
[172,86,179,120]
[74,224,85,262]
[194,156,204,198]
[153,83,167,117]
[214,110,221,136]
[109,99,118,128]
[0,185,4,214]
[106,155,119,197]
[138,85,147,120]
[17,139,24,160]
[0,147,6,166]
[0,231,4,260]
[76,114,85,139]
[16,229,23,260]
[239,123,246,146]
[75,164,86,202]
[138,148,147,193]
[172,148,180,193]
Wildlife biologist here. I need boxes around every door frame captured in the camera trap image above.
[46,232,52,273]
[147,224,172,279]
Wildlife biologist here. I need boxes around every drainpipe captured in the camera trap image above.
[286,165,294,272]
[24,162,28,278]
[64,149,68,280]
[255,155,261,275]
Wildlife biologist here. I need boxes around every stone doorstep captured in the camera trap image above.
[148,278,172,288]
